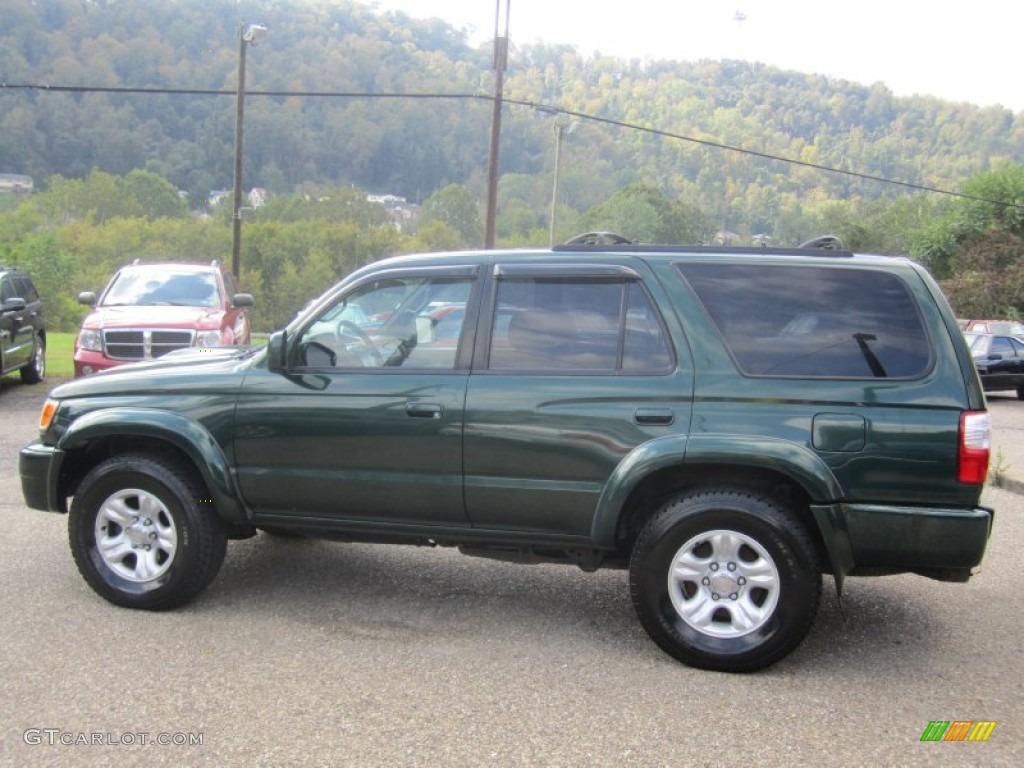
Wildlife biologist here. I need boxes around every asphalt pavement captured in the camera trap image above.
[1,377,1022,767]
[987,393,1024,495]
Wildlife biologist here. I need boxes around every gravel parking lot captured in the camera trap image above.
[1,378,1021,767]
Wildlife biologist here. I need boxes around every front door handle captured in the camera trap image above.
[406,402,442,419]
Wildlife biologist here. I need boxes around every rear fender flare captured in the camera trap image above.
[592,434,845,549]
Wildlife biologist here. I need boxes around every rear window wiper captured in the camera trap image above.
[853,332,887,377]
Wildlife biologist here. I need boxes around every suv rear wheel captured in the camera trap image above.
[20,332,45,384]
[629,488,822,672]
[69,454,227,610]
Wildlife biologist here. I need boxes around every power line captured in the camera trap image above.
[3,81,1022,212]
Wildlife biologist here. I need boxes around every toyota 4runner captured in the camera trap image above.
[20,239,994,672]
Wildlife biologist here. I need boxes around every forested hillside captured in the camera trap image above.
[3,0,1023,332]
[3,0,1023,242]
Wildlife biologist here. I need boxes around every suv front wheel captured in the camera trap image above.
[629,488,822,672]
[69,454,227,610]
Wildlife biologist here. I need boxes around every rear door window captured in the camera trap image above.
[487,276,673,373]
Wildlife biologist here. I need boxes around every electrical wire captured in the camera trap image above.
[2,81,1021,211]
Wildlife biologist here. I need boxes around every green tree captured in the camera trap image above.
[419,184,481,247]
[912,164,1024,277]
[123,169,188,219]
[578,184,710,244]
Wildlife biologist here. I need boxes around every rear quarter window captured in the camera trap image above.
[677,262,931,379]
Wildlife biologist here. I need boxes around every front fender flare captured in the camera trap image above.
[591,433,845,548]
[57,408,246,524]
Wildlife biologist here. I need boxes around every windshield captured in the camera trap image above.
[101,269,220,308]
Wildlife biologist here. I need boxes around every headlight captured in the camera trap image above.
[196,330,224,348]
[78,329,102,352]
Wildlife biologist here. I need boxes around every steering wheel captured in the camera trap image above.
[336,320,382,365]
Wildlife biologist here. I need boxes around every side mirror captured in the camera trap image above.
[77,291,97,307]
[232,293,255,308]
[987,353,1004,361]
[266,330,287,373]
[2,297,26,312]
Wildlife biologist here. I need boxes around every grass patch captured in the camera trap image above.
[38,332,268,381]
[46,332,77,379]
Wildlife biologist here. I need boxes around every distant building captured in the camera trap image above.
[248,187,269,208]
[208,189,231,207]
[0,173,34,194]
[368,193,418,230]
[367,193,407,205]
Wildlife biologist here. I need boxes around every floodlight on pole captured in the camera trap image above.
[231,22,267,281]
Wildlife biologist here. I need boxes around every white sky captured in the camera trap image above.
[370,0,1024,112]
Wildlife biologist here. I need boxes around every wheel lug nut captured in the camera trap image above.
[712,593,720,601]
[702,577,710,585]
[727,562,736,571]
[144,519,152,526]
[145,545,151,551]
[710,563,719,571]
[149,532,157,540]
[730,593,738,600]
[737,577,746,585]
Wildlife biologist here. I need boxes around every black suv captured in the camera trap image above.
[0,265,45,384]
[20,238,994,672]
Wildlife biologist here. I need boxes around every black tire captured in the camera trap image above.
[69,453,227,610]
[20,333,45,384]
[629,487,822,673]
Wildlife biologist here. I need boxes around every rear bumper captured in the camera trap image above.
[812,502,994,582]
[19,442,66,513]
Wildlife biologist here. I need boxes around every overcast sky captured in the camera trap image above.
[370,0,1024,112]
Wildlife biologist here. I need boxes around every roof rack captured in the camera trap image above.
[553,233,854,258]
[798,235,845,250]
[561,231,635,245]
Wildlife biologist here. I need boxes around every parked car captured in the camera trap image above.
[0,265,45,384]
[962,319,1024,337]
[74,260,253,377]
[965,332,1024,399]
[21,237,994,672]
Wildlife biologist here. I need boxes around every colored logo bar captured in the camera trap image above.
[920,721,996,742]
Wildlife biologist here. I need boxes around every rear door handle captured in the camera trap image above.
[634,407,674,426]
[406,403,442,419]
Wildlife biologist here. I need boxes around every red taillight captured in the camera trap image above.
[958,411,991,485]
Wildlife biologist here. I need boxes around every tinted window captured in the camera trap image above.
[15,277,39,303]
[678,263,930,378]
[488,277,672,373]
[990,337,1017,358]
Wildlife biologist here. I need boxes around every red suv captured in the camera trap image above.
[74,261,254,377]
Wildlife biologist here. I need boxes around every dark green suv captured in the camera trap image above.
[1,265,45,385]
[19,240,994,671]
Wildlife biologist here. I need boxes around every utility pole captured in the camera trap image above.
[548,116,578,247]
[231,22,267,281]
[484,0,510,249]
